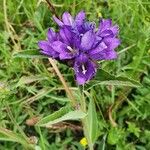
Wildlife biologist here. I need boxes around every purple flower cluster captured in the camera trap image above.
[38,11,120,85]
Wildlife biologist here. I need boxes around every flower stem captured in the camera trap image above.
[80,85,86,112]
[80,86,94,150]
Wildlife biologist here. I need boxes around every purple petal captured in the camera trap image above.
[74,54,96,85]
[53,15,63,27]
[62,12,74,26]
[38,41,58,58]
[73,35,81,49]
[90,48,117,60]
[80,30,95,51]
[86,61,97,80]
[75,54,88,63]
[110,25,119,36]
[75,11,85,26]
[59,26,73,45]
[89,37,120,60]
[51,41,67,53]
[89,41,107,56]
[97,19,112,34]
[100,30,114,38]
[106,50,117,59]
[38,41,50,51]
[104,37,120,49]
[59,52,75,60]
[51,41,77,60]
[76,75,86,85]
[97,19,119,38]
[100,25,119,38]
[47,28,57,42]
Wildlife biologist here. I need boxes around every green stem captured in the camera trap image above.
[80,86,94,150]
[80,85,86,112]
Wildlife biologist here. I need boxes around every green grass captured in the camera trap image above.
[0,0,150,149]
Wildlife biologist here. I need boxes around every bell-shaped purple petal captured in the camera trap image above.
[90,48,117,60]
[109,25,119,36]
[97,19,119,38]
[62,12,74,26]
[103,37,120,50]
[51,41,78,60]
[89,37,120,60]
[60,26,73,45]
[51,41,66,53]
[38,41,59,58]
[98,19,112,33]
[75,11,85,26]
[80,30,95,51]
[99,30,114,38]
[53,15,64,27]
[105,49,117,59]
[88,41,107,59]
[74,54,96,85]
[47,28,57,42]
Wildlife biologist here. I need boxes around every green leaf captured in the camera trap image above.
[87,98,98,143]
[0,128,34,149]
[13,49,47,58]
[107,127,124,145]
[99,134,107,150]
[16,75,48,87]
[86,69,142,90]
[0,128,22,143]
[36,106,71,126]
[127,122,141,137]
[36,106,86,127]
[0,133,18,142]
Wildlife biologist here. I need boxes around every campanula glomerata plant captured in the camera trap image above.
[37,11,120,150]
[2,0,149,149]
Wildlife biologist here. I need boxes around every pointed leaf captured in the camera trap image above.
[0,128,34,149]
[36,106,87,127]
[87,98,98,143]
[36,106,71,126]
[86,69,142,90]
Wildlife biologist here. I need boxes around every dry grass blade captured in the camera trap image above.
[48,58,77,107]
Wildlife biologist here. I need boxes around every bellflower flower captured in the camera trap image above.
[38,28,59,58]
[38,11,120,85]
